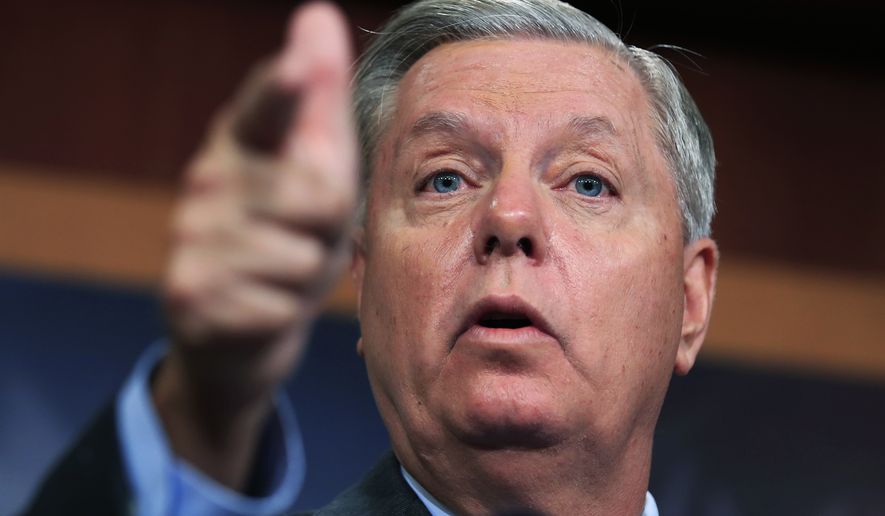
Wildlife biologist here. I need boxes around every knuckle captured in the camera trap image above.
[184,158,227,197]
[169,209,200,246]
[169,202,223,248]
[266,296,304,328]
[164,265,203,311]
[164,254,225,313]
[298,239,327,276]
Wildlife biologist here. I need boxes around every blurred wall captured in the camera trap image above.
[2,0,882,379]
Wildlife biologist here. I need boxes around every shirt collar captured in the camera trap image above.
[401,466,659,516]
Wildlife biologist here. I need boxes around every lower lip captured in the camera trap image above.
[456,324,557,348]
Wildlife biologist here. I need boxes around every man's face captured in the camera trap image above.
[355,39,699,462]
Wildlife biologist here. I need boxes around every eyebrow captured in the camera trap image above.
[406,112,616,139]
[564,115,618,142]
[399,112,620,159]
[402,111,475,145]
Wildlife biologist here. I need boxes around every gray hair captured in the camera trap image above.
[353,0,716,242]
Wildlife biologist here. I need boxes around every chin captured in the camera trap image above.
[444,373,569,450]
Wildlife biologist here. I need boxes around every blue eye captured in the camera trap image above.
[574,175,606,197]
[430,172,462,193]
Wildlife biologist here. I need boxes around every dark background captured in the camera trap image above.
[3,0,884,272]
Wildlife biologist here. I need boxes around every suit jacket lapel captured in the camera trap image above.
[308,451,431,516]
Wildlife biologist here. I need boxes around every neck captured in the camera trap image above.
[395,430,653,516]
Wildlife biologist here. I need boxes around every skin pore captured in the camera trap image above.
[352,39,717,515]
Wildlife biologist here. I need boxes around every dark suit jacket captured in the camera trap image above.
[24,405,430,516]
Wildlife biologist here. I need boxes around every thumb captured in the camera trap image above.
[276,2,352,92]
[279,2,356,175]
[231,2,353,158]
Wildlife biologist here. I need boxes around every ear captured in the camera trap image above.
[351,226,367,357]
[675,237,719,376]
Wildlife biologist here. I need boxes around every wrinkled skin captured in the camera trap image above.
[353,39,717,515]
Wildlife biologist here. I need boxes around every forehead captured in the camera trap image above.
[391,38,653,143]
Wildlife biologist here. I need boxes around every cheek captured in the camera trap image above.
[552,217,684,382]
[370,213,472,320]
[360,209,474,389]
[547,221,683,436]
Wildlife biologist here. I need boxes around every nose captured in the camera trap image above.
[472,168,548,265]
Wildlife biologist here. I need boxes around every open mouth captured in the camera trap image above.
[459,295,555,339]
[477,312,533,330]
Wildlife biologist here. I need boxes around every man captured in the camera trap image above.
[26,0,717,514]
